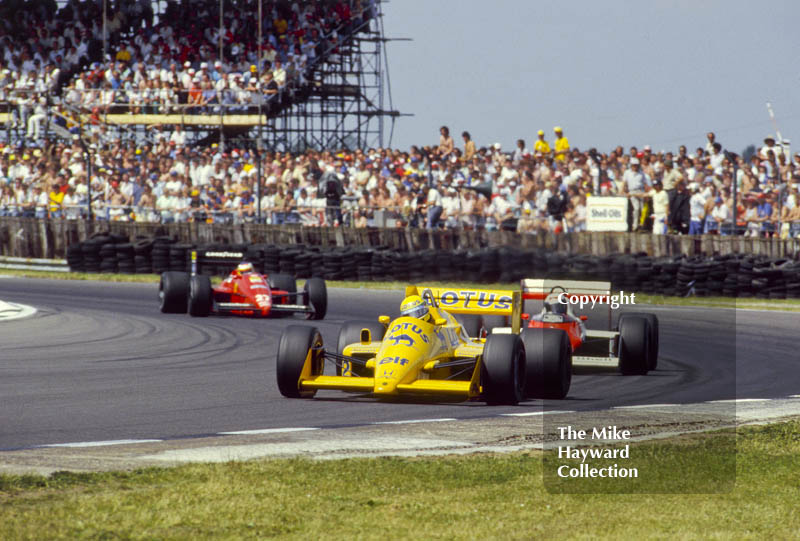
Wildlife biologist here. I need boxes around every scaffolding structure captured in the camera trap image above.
[258,2,405,152]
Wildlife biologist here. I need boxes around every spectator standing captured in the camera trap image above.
[438,126,454,159]
[462,131,475,163]
[553,127,569,162]
[534,130,551,156]
[688,182,706,234]
[670,180,691,234]
[622,157,650,231]
[426,180,443,228]
[649,180,669,235]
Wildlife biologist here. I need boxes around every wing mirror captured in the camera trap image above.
[579,315,588,321]
[434,317,446,326]
[378,315,391,326]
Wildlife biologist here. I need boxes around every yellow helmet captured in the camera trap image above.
[237,261,254,274]
[400,295,431,322]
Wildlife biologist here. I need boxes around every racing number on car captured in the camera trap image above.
[341,360,352,376]
[255,294,270,306]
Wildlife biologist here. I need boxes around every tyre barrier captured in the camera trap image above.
[65,235,800,299]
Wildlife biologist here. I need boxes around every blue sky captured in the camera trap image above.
[382,0,800,155]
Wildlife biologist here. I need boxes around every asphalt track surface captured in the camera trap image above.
[0,277,798,451]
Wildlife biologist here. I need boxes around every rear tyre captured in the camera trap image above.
[159,271,190,313]
[276,325,323,398]
[521,328,572,399]
[619,312,659,370]
[618,316,650,375]
[188,275,212,317]
[303,277,328,320]
[457,314,484,337]
[482,333,526,405]
[336,320,386,376]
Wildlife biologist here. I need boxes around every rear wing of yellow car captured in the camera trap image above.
[406,285,523,333]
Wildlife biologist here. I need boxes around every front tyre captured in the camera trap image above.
[159,271,190,313]
[276,325,324,398]
[619,312,659,370]
[303,277,328,320]
[482,333,526,405]
[521,328,572,399]
[618,316,650,375]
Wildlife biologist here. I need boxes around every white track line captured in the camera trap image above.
[500,410,575,417]
[40,439,162,448]
[708,398,772,403]
[613,404,679,409]
[371,418,456,425]
[218,427,319,435]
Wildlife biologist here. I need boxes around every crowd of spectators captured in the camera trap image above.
[0,3,797,237]
[1,0,373,139]
[1,127,799,238]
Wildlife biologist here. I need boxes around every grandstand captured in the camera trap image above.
[0,0,403,152]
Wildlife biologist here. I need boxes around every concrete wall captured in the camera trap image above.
[0,217,798,259]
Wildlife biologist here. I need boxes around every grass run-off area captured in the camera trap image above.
[1,421,799,539]
[2,268,799,311]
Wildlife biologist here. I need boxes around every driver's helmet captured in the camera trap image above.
[236,261,255,274]
[543,292,568,315]
[400,294,432,323]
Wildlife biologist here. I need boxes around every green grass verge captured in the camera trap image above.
[2,268,798,311]
[1,422,798,539]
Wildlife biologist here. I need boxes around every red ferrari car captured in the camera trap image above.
[159,262,327,319]
[518,279,658,376]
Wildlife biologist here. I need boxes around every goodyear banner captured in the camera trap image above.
[586,197,628,232]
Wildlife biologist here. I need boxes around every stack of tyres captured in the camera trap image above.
[99,242,118,273]
[134,238,154,274]
[634,256,655,293]
[706,257,727,296]
[479,249,500,283]
[463,250,482,283]
[690,258,710,296]
[409,250,433,283]
[115,243,136,274]
[356,248,373,281]
[245,244,265,273]
[66,243,84,272]
[262,245,281,275]
[151,238,174,274]
[340,249,359,280]
[658,257,681,297]
[293,249,313,279]
[279,247,300,277]
[371,250,388,282]
[722,257,740,297]
[783,261,800,299]
[169,243,193,272]
[436,250,454,281]
[737,257,756,298]
[321,249,342,280]
[80,238,104,273]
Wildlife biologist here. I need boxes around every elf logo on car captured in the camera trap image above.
[378,356,409,366]
[438,290,512,310]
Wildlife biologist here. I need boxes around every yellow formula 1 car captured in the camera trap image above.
[275,285,572,404]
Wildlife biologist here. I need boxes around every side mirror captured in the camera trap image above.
[521,313,530,320]
[434,317,446,326]
[378,315,391,326]
[580,315,588,321]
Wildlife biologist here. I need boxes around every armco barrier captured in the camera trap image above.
[0,256,69,272]
[2,217,800,260]
[63,236,800,299]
